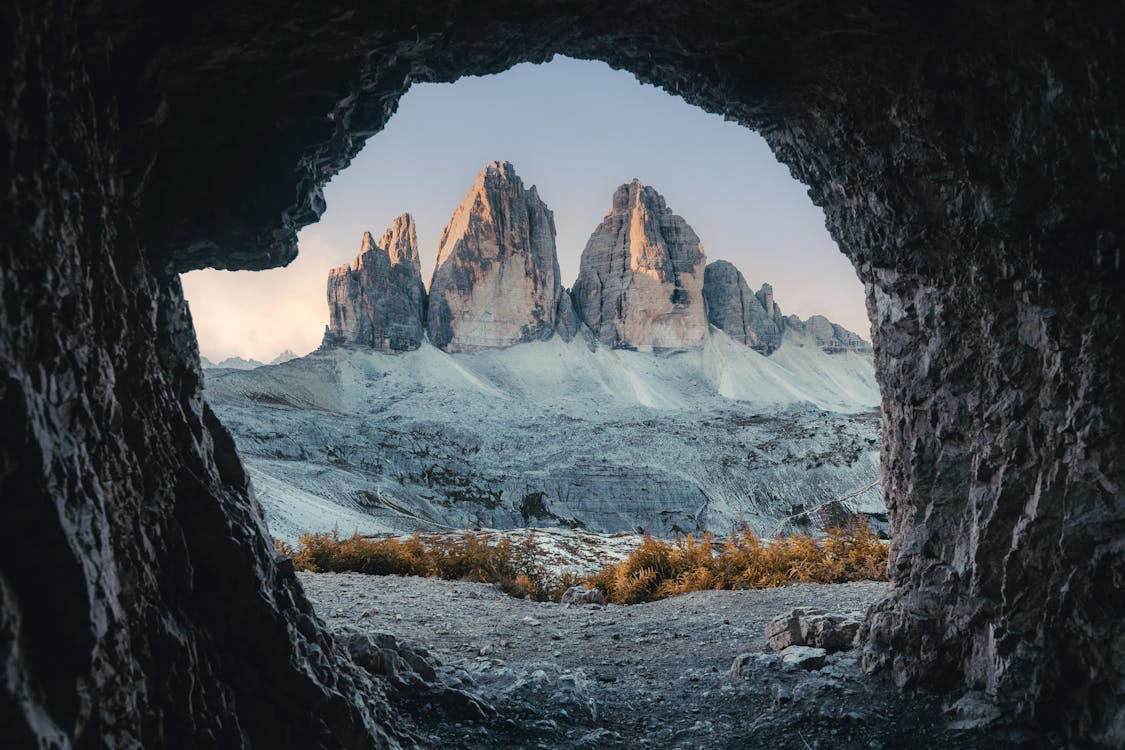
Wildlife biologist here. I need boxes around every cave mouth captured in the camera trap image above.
[184,55,884,550]
[6,4,1122,748]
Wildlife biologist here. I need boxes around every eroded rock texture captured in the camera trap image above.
[4,1,1124,747]
[324,214,427,352]
[703,260,786,354]
[427,161,565,351]
[572,181,709,350]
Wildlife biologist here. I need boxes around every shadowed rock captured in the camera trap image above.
[427,161,566,351]
[324,214,426,352]
[703,260,786,354]
[572,181,709,350]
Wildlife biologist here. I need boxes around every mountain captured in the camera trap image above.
[426,161,571,351]
[703,260,786,354]
[323,214,427,351]
[207,356,266,370]
[203,162,882,542]
[204,329,882,543]
[571,180,709,350]
[270,349,300,365]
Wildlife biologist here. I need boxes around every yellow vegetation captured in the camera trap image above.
[277,530,580,601]
[584,521,888,605]
[277,521,887,605]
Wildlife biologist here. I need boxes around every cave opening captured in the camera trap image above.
[5,4,1122,748]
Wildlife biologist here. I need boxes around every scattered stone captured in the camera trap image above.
[767,608,861,653]
[561,586,606,606]
[779,645,828,670]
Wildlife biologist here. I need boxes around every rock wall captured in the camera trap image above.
[0,4,406,747]
[4,1,1124,746]
[572,181,709,350]
[324,214,427,352]
[427,161,565,351]
[703,260,786,354]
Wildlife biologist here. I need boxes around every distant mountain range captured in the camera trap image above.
[203,162,883,541]
[201,349,299,370]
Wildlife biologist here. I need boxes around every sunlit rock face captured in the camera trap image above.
[572,181,709,350]
[427,161,565,351]
[324,214,426,352]
[703,260,786,354]
[785,314,870,354]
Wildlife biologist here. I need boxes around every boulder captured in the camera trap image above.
[560,586,605,606]
[780,645,828,670]
[767,608,861,653]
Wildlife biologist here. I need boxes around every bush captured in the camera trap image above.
[277,520,887,605]
[583,520,888,605]
[281,530,579,602]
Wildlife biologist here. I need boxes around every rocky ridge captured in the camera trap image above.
[324,213,427,352]
[325,166,869,358]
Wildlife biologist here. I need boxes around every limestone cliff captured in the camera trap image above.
[702,260,786,354]
[571,181,709,350]
[427,161,565,351]
[324,213,427,352]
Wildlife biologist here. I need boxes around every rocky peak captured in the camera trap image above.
[377,213,420,273]
[571,180,709,350]
[786,314,871,354]
[702,260,785,354]
[427,161,567,351]
[323,213,427,352]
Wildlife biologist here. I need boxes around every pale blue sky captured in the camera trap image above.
[183,56,867,362]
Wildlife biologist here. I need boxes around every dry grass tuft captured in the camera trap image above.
[280,530,580,602]
[277,520,887,605]
[584,521,888,605]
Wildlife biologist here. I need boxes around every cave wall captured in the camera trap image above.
[2,0,1122,747]
[1,2,405,747]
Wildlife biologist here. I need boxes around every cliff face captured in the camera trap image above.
[324,214,426,352]
[427,162,565,351]
[703,260,786,354]
[571,181,709,350]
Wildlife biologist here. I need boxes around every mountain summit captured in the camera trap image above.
[427,161,571,351]
[571,180,709,350]
[319,162,869,359]
[323,213,427,352]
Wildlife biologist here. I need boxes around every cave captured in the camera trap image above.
[2,2,1122,748]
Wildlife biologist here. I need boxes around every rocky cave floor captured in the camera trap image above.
[301,574,1036,749]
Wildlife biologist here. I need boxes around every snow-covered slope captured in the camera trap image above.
[205,329,884,542]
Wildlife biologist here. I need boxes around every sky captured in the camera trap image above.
[181,56,868,363]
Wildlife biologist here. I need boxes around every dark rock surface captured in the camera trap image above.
[3,1,1123,747]
[427,161,565,351]
[703,260,786,354]
[303,574,1022,748]
[324,214,427,352]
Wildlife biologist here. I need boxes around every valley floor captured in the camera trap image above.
[302,574,1026,749]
